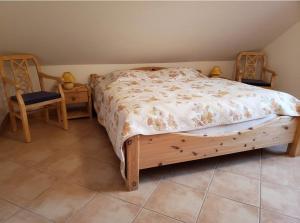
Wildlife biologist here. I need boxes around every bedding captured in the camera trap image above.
[91,68,299,176]
[186,114,277,135]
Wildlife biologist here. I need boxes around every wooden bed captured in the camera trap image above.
[91,67,300,191]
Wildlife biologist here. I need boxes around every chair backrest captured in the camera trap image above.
[0,55,42,99]
[235,52,267,80]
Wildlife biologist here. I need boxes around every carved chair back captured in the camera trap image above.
[235,52,267,81]
[0,55,43,100]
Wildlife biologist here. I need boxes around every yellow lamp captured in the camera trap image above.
[210,66,222,77]
[62,72,75,90]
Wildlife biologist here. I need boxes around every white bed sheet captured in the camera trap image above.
[186,114,277,136]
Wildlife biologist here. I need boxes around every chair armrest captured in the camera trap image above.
[263,67,277,87]
[15,89,26,106]
[38,72,63,83]
[263,67,277,77]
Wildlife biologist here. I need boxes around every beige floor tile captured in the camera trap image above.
[145,181,205,223]
[218,150,261,179]
[260,209,300,223]
[0,138,21,161]
[0,166,56,206]
[261,182,300,219]
[165,159,216,191]
[262,153,300,189]
[30,122,82,148]
[68,194,140,223]
[0,161,22,184]
[67,118,104,138]
[3,118,300,223]
[10,146,60,168]
[108,172,160,206]
[5,210,52,223]
[197,194,259,223]
[0,199,20,222]
[209,170,260,206]
[69,138,118,164]
[39,153,86,179]
[29,181,95,223]
[68,158,124,191]
[134,209,181,223]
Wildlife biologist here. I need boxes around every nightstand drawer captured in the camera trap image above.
[65,91,88,104]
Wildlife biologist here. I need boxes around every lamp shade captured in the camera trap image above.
[62,72,76,90]
[62,72,75,83]
[210,66,222,77]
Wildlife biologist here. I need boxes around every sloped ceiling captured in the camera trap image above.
[1,1,300,65]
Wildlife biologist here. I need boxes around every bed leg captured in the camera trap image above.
[126,135,140,191]
[287,117,300,157]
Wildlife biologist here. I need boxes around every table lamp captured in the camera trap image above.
[210,66,222,77]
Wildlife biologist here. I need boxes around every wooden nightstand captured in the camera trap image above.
[63,83,92,119]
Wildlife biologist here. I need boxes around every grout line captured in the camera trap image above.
[260,207,300,221]
[20,180,96,223]
[19,207,55,223]
[142,207,186,223]
[131,178,163,223]
[216,163,261,181]
[195,157,219,223]
[64,191,98,223]
[2,209,23,223]
[3,205,55,223]
[100,177,163,223]
[208,192,260,208]
[130,204,143,223]
[163,178,209,192]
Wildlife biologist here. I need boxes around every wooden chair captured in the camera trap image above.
[235,52,277,89]
[0,54,68,142]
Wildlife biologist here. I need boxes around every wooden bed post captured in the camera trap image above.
[126,135,140,191]
[287,117,300,157]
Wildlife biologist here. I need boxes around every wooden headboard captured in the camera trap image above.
[90,67,203,85]
[132,66,202,73]
[132,67,166,71]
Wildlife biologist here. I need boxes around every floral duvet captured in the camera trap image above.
[91,68,299,176]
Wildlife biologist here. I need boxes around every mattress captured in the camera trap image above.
[186,114,278,136]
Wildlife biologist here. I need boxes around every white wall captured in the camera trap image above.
[263,21,300,98]
[1,2,299,65]
[0,60,234,125]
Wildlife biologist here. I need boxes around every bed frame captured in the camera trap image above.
[90,67,300,191]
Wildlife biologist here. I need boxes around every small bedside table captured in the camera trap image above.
[63,83,92,119]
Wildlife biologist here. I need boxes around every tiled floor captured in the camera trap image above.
[0,117,300,223]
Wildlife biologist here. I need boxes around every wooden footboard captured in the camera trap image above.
[125,116,300,191]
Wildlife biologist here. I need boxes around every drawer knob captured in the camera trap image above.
[71,96,76,101]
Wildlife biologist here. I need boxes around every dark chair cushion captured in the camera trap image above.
[242,79,271,87]
[11,91,61,105]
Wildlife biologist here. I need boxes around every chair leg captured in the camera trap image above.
[8,101,17,132]
[56,103,62,124]
[60,100,68,130]
[19,104,31,143]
